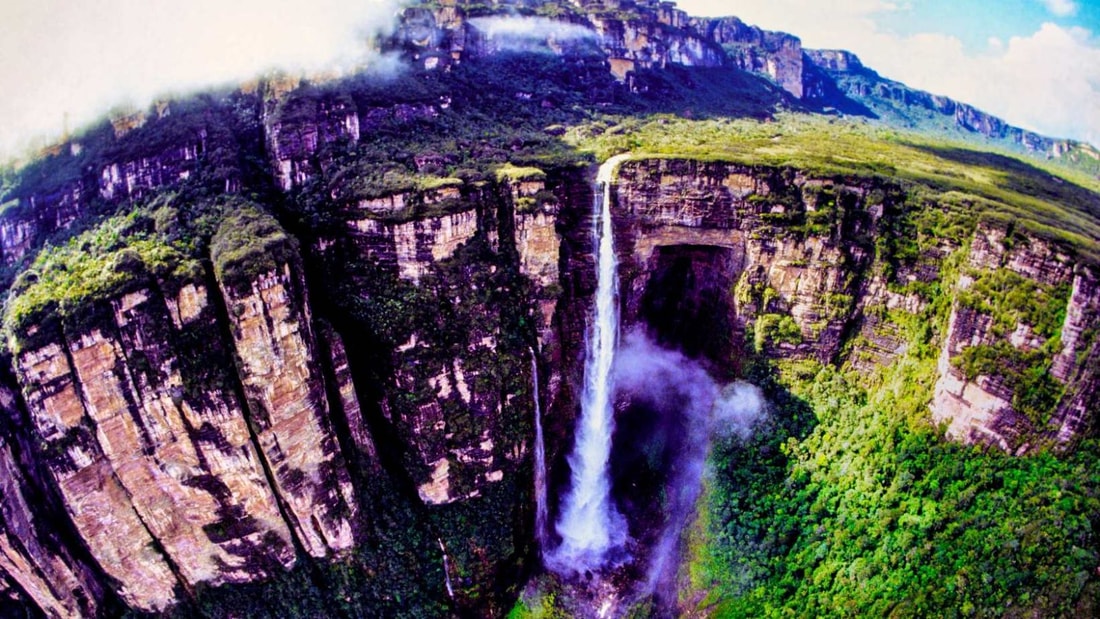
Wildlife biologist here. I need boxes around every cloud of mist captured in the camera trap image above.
[470,16,598,55]
[0,0,402,160]
[611,331,765,601]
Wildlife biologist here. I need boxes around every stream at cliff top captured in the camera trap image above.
[549,154,633,573]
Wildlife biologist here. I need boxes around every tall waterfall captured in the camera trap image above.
[550,155,632,572]
[531,349,549,555]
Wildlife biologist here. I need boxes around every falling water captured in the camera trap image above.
[531,348,550,555]
[439,538,455,600]
[550,154,632,572]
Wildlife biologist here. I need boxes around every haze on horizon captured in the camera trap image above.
[1,0,1098,162]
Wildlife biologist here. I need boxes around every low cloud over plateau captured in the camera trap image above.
[0,0,400,159]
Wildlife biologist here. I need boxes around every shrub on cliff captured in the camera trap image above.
[210,202,299,295]
[2,210,200,352]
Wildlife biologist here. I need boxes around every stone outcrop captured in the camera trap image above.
[930,224,1097,451]
[0,386,104,619]
[347,207,481,283]
[694,16,803,98]
[217,263,358,556]
[98,143,203,201]
[263,88,361,192]
[329,181,545,505]
[385,0,1088,156]
[612,159,876,362]
[802,49,1080,158]
[12,281,298,611]
[0,181,89,265]
[607,158,1099,452]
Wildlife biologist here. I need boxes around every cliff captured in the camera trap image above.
[609,158,1099,452]
[382,0,1095,166]
[800,49,1087,160]
[1,151,1098,616]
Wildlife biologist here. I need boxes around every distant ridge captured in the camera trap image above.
[390,0,1099,173]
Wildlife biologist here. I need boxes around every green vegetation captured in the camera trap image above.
[495,163,547,183]
[1,29,1099,619]
[210,204,298,294]
[566,114,1100,262]
[697,353,1100,617]
[949,266,1070,426]
[753,313,803,351]
[958,267,1070,341]
[693,249,1099,616]
[507,588,571,619]
[2,210,201,350]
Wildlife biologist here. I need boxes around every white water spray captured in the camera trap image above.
[550,154,632,572]
[531,348,549,555]
[438,538,455,599]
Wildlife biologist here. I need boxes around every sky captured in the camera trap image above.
[1,0,1098,161]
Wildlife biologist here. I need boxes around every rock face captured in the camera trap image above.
[0,385,104,619]
[3,0,1086,274]
[694,16,803,98]
[930,224,1097,451]
[1,139,1098,616]
[612,159,876,363]
[263,86,361,192]
[349,208,481,283]
[607,158,1099,453]
[323,179,553,506]
[802,49,1079,158]
[1,2,1099,615]
[217,264,358,555]
[12,281,298,611]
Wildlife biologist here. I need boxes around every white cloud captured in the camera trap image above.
[1040,0,1078,17]
[2,0,1098,158]
[678,0,1100,145]
[0,0,399,160]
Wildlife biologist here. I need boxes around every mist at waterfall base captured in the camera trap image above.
[611,331,765,598]
[545,329,765,590]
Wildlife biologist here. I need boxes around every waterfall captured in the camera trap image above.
[532,348,549,555]
[439,538,455,599]
[550,154,632,572]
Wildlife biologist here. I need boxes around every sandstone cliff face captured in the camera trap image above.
[1,181,88,266]
[1,138,1098,615]
[0,386,104,619]
[349,207,481,283]
[586,10,723,80]
[264,87,361,192]
[608,158,1099,452]
[802,49,1079,159]
[98,143,202,201]
[930,224,1099,451]
[217,264,358,555]
[0,98,253,270]
[12,280,298,611]
[324,178,556,506]
[0,3,1097,611]
[694,16,803,98]
[385,0,810,96]
[612,159,875,363]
